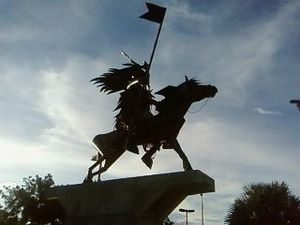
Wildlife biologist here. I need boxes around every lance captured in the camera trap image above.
[140,2,167,86]
[120,3,166,153]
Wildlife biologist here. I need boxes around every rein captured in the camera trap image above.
[188,98,209,114]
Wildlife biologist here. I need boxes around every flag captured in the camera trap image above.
[139,2,166,24]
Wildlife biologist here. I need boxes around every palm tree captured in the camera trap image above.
[162,217,174,225]
[225,181,300,225]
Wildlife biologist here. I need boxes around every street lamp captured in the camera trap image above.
[290,99,300,111]
[179,208,195,225]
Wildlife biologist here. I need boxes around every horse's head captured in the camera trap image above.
[179,76,218,103]
[155,77,218,117]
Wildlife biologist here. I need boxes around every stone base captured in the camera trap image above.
[48,170,215,225]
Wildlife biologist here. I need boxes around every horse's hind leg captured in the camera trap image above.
[173,139,193,171]
[89,131,126,180]
[85,159,109,182]
[90,157,114,179]
[84,153,105,182]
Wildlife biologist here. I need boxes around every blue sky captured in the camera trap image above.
[0,0,299,224]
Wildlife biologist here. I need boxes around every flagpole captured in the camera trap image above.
[148,21,163,71]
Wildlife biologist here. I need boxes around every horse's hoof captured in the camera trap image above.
[83,176,91,183]
[183,162,193,171]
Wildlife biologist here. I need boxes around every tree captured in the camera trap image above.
[225,181,300,225]
[0,208,20,225]
[0,174,65,225]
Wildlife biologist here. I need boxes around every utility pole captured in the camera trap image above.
[179,208,195,225]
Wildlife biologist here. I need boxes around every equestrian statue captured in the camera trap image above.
[85,57,218,182]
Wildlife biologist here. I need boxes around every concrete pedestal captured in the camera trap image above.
[48,170,215,225]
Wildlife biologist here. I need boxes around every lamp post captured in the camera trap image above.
[179,208,195,225]
[200,193,204,225]
[290,99,300,111]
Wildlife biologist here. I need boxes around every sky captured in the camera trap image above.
[0,0,299,224]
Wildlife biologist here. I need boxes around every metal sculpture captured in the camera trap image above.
[84,3,218,182]
[85,61,217,181]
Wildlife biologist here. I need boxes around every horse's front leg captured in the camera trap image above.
[141,143,161,169]
[173,139,193,171]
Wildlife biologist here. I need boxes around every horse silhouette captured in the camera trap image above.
[86,69,217,181]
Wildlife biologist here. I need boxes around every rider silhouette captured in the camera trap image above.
[91,60,157,155]
[114,62,155,132]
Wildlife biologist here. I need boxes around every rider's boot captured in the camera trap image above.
[142,155,153,169]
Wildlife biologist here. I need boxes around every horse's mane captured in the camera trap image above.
[90,62,148,94]
[182,76,201,87]
[156,77,202,97]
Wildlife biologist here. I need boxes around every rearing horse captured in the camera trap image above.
[138,77,217,169]
[86,63,217,182]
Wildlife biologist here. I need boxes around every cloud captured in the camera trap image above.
[155,0,300,110]
[253,107,281,115]
[0,182,17,191]
[178,118,299,224]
